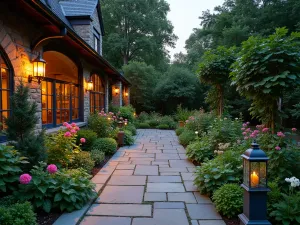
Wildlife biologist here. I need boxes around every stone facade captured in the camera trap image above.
[0,0,130,133]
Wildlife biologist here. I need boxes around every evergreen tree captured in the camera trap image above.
[5,82,46,169]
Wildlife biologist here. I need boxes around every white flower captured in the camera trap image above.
[235,118,238,120]
[195,131,198,134]
[285,176,300,187]
[224,117,227,120]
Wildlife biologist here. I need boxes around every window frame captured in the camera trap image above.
[90,74,105,113]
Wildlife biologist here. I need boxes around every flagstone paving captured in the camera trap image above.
[58,129,225,225]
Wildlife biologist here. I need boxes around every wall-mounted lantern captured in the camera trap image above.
[28,54,46,84]
[86,79,94,92]
[239,141,271,225]
[125,92,129,97]
[114,87,120,95]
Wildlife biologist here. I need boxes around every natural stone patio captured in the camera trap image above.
[55,129,226,225]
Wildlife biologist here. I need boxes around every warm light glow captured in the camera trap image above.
[30,54,46,84]
[134,112,136,117]
[124,121,128,126]
[115,87,120,95]
[108,117,111,121]
[87,80,93,91]
[125,92,129,97]
[251,171,259,187]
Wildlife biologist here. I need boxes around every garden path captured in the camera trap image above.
[61,129,226,225]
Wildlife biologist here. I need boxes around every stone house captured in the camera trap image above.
[0,0,130,136]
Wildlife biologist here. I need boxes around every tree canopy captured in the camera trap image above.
[102,0,177,69]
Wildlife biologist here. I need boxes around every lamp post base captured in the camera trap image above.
[238,213,271,225]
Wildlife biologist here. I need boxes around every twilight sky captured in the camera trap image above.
[166,0,224,59]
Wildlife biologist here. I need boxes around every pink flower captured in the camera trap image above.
[47,164,58,174]
[262,128,269,133]
[63,122,69,127]
[253,130,259,134]
[244,137,249,140]
[246,128,251,132]
[277,132,285,138]
[250,134,256,138]
[185,120,189,123]
[20,174,32,184]
[80,138,86,143]
[75,126,80,131]
[64,131,72,137]
[70,129,76,134]
[246,122,250,125]
[292,128,297,132]
[66,124,72,130]
[275,146,281,151]
[71,122,76,127]
[241,128,245,131]
[242,132,247,136]
[242,123,247,127]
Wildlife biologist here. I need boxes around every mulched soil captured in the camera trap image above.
[223,217,240,225]
[37,154,114,225]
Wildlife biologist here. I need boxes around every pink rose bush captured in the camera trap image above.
[292,128,297,132]
[80,138,86,143]
[19,174,32,184]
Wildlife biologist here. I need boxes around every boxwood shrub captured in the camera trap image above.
[92,138,117,155]
[212,183,243,218]
[178,129,196,146]
[76,129,97,151]
[69,151,95,173]
[157,124,169,129]
[137,123,150,129]
[175,127,185,136]
[90,149,105,164]
[125,123,137,135]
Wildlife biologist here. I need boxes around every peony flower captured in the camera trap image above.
[275,146,281,151]
[64,131,72,137]
[242,132,247,136]
[70,129,76,134]
[80,138,86,143]
[241,128,245,131]
[66,124,72,130]
[292,128,297,132]
[63,122,69,127]
[262,128,269,133]
[277,131,285,138]
[71,122,76,127]
[20,174,32,184]
[47,164,58,174]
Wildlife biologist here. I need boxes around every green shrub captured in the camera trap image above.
[137,112,149,122]
[92,138,117,155]
[212,184,243,218]
[185,111,214,133]
[46,129,81,167]
[175,104,193,121]
[76,129,97,151]
[124,130,134,145]
[125,123,137,135]
[11,131,46,171]
[87,113,111,138]
[69,151,95,173]
[0,195,23,207]
[160,116,176,129]
[157,124,170,129]
[15,163,96,213]
[194,150,242,195]
[175,127,185,136]
[268,180,282,216]
[119,105,135,122]
[179,130,196,146]
[186,138,213,163]
[108,127,120,140]
[0,201,37,225]
[138,123,151,128]
[148,119,160,127]
[108,104,119,114]
[90,149,105,164]
[0,145,28,193]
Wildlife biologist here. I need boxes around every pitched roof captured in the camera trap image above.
[60,0,98,17]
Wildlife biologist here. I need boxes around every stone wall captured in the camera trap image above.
[111,81,123,107]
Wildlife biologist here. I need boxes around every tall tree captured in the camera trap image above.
[123,61,160,113]
[102,0,177,68]
[198,46,237,116]
[231,28,300,130]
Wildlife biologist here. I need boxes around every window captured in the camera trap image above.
[90,74,105,113]
[42,51,80,128]
[0,51,11,131]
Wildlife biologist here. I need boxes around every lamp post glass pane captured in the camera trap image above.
[243,159,250,187]
[250,162,267,188]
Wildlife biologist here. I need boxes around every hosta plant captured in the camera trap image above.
[0,145,28,192]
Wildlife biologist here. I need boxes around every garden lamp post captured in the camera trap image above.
[239,141,271,225]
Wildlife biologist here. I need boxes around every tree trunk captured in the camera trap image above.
[123,55,129,65]
[216,84,224,117]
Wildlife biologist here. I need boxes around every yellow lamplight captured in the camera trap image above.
[29,54,46,84]
[125,92,129,97]
[115,87,120,95]
[86,79,93,91]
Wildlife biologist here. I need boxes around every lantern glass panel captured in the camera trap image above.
[243,159,250,187]
[250,162,267,188]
